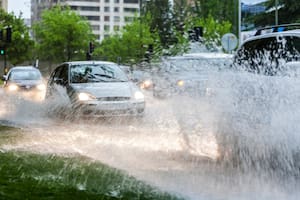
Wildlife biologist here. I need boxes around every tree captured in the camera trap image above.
[193,0,238,35]
[0,9,34,66]
[33,6,94,63]
[191,15,232,51]
[94,16,161,64]
[145,0,178,49]
[254,0,300,26]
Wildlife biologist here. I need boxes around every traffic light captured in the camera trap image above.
[194,26,203,41]
[6,27,12,43]
[0,47,5,55]
[86,52,91,60]
[89,42,94,54]
[0,30,3,41]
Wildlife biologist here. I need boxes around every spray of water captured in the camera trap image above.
[1,61,300,200]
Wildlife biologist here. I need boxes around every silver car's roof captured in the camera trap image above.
[63,60,119,66]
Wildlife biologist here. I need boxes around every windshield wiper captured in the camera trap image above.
[93,73,126,82]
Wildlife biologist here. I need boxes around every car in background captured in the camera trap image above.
[232,24,300,76]
[46,61,145,117]
[218,24,300,172]
[130,69,153,90]
[2,66,46,101]
[152,52,233,98]
[119,64,153,90]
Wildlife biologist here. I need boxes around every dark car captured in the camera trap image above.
[152,52,233,98]
[232,24,300,76]
[2,66,46,101]
[46,61,145,117]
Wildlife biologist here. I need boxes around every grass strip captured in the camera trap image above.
[0,150,184,200]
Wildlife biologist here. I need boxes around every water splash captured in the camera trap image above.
[1,61,300,200]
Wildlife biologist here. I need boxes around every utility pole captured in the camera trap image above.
[238,0,241,47]
[275,0,278,25]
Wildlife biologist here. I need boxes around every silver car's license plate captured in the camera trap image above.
[96,102,131,111]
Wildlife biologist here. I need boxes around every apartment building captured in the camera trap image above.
[0,0,8,11]
[31,0,140,41]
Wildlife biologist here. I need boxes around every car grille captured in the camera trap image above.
[19,85,36,91]
[97,97,130,101]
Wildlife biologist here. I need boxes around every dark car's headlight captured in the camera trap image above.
[36,83,46,91]
[8,84,19,91]
[77,92,96,101]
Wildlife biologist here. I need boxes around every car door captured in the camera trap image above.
[46,64,69,99]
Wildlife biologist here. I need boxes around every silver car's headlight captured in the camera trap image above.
[8,84,18,91]
[134,91,144,100]
[77,92,96,101]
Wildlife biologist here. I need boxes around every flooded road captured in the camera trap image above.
[1,69,300,200]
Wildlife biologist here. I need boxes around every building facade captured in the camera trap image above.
[0,0,8,11]
[31,0,139,41]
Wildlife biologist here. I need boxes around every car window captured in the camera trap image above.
[51,65,69,86]
[234,35,300,75]
[49,66,62,85]
[70,63,128,83]
[9,69,42,81]
[58,65,69,84]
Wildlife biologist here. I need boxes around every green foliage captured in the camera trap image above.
[253,0,300,26]
[145,0,176,49]
[193,0,238,35]
[192,15,232,51]
[0,9,34,65]
[33,6,94,63]
[0,151,184,200]
[94,16,161,64]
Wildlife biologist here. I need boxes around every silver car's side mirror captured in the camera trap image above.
[53,77,64,85]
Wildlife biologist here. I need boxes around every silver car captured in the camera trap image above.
[46,61,145,117]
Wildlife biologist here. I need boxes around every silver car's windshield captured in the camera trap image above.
[9,70,42,80]
[70,63,129,83]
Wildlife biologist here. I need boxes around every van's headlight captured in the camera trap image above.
[134,91,144,100]
[36,84,46,91]
[78,92,96,101]
[8,84,18,91]
[140,80,153,89]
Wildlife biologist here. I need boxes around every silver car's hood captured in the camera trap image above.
[71,82,135,98]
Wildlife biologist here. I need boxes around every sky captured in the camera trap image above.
[242,0,266,4]
[7,0,266,19]
[8,0,30,19]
